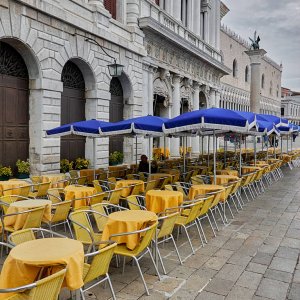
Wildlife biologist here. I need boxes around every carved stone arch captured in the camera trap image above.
[117,70,134,108]
[153,74,171,105]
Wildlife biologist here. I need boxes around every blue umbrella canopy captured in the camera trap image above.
[257,120,280,136]
[163,108,257,134]
[256,114,289,128]
[99,115,169,136]
[46,119,112,137]
[278,123,298,134]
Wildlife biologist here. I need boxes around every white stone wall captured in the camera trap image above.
[1,0,145,173]
[220,26,282,115]
[282,96,300,125]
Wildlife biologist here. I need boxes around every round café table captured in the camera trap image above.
[0,180,30,196]
[101,210,157,250]
[145,190,183,214]
[64,185,96,208]
[41,173,66,188]
[210,175,239,185]
[216,169,239,176]
[115,180,145,197]
[188,184,226,201]
[241,166,261,175]
[0,238,84,299]
[4,199,52,230]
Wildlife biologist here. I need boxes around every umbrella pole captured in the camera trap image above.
[245,137,247,162]
[148,137,152,175]
[280,136,283,156]
[254,136,257,166]
[287,135,289,153]
[291,134,293,152]
[93,138,96,179]
[135,135,138,166]
[213,130,216,184]
[183,136,186,173]
[274,135,276,159]
[208,136,210,167]
[267,137,269,162]
[164,135,166,160]
[201,136,204,162]
[239,134,242,177]
[224,138,227,168]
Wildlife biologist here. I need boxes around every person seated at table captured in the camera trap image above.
[138,155,158,174]
[138,155,149,173]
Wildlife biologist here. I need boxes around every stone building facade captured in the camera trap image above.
[281,88,300,125]
[0,0,282,173]
[219,24,282,116]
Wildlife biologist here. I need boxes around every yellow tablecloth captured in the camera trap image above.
[159,169,180,181]
[210,175,239,185]
[41,174,66,188]
[149,173,173,182]
[216,170,239,176]
[115,180,145,197]
[189,184,226,201]
[4,199,52,230]
[0,238,84,298]
[0,180,30,196]
[79,169,102,184]
[242,166,261,174]
[64,185,96,208]
[108,165,128,177]
[281,154,292,163]
[145,190,183,214]
[101,210,157,250]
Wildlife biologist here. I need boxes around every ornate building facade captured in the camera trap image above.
[281,88,300,125]
[0,0,282,173]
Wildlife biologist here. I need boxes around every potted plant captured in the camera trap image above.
[74,158,90,170]
[109,151,124,166]
[16,159,30,179]
[60,159,73,173]
[0,166,13,181]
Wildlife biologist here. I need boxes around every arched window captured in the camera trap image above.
[232,59,237,78]
[245,66,249,82]
[261,74,265,88]
[269,81,273,95]
[104,0,117,19]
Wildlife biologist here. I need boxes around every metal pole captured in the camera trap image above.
[245,136,247,162]
[201,136,204,161]
[213,130,216,184]
[239,134,242,177]
[93,138,96,179]
[183,135,186,173]
[224,138,227,168]
[287,135,289,153]
[291,134,293,152]
[148,137,152,175]
[164,135,166,160]
[280,136,283,156]
[208,136,210,167]
[267,136,269,162]
[135,135,138,166]
[254,136,257,166]
[273,135,276,158]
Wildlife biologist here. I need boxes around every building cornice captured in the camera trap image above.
[139,17,230,75]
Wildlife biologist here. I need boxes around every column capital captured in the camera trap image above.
[245,49,267,65]
[172,74,183,84]
[193,81,201,90]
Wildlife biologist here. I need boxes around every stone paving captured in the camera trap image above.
[72,164,300,300]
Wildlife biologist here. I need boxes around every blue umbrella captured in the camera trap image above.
[256,114,289,128]
[46,119,112,137]
[163,108,257,134]
[99,115,168,136]
[257,120,280,136]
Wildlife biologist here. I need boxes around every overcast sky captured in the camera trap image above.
[222,0,300,91]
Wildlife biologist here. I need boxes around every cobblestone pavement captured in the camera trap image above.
[4,164,300,300]
[72,165,300,300]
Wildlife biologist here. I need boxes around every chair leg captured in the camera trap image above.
[183,226,195,254]
[171,234,183,265]
[147,247,162,280]
[226,201,234,219]
[206,214,217,237]
[107,274,116,300]
[134,256,150,295]
[210,209,219,231]
[197,219,207,244]
[156,244,167,275]
[80,288,86,300]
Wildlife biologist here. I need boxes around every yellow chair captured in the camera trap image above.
[0,207,46,255]
[130,184,143,195]
[47,201,72,236]
[0,195,29,214]
[110,222,161,296]
[104,188,123,205]
[28,182,51,199]
[76,176,87,186]
[191,176,204,185]
[8,228,66,246]
[107,177,117,190]
[88,192,108,206]
[174,182,189,201]
[126,195,146,210]
[92,180,108,193]
[154,212,182,274]
[81,241,117,300]
[0,268,66,300]
[144,180,157,193]
[47,188,64,203]
[173,200,204,254]
[164,185,174,191]
[69,210,106,251]
[30,176,42,184]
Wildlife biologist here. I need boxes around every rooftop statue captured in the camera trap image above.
[249,31,260,50]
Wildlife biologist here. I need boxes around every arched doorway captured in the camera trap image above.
[109,77,124,154]
[0,41,29,168]
[61,61,86,161]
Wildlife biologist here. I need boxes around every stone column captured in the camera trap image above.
[209,88,216,107]
[127,0,140,27]
[203,10,209,42]
[186,0,193,30]
[89,0,104,7]
[148,66,156,115]
[173,0,181,21]
[192,82,200,154]
[193,0,201,36]
[170,74,182,157]
[215,0,220,50]
[245,49,267,113]
[165,0,172,15]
